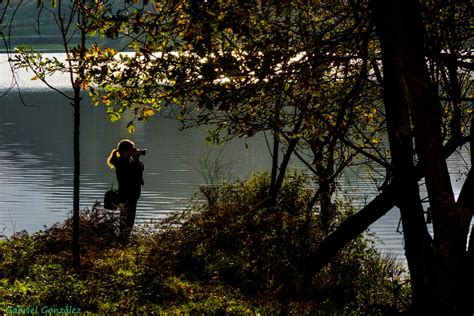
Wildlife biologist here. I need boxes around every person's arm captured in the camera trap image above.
[130,156,144,185]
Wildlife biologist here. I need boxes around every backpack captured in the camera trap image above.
[104,189,119,210]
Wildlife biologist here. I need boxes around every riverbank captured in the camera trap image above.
[0,172,411,314]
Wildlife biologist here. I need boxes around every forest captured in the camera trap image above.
[0,0,473,314]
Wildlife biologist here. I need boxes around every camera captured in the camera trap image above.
[136,148,147,156]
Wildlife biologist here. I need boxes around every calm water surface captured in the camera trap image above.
[0,54,470,264]
[0,91,273,228]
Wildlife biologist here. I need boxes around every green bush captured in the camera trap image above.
[159,172,316,293]
[142,171,411,313]
[0,171,411,314]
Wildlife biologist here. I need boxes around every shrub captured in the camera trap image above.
[142,171,411,313]
[0,171,411,314]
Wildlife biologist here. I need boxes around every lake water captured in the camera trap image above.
[0,53,470,264]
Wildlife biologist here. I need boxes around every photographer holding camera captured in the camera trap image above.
[107,139,145,241]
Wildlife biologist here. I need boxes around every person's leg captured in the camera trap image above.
[126,198,138,232]
[118,201,130,241]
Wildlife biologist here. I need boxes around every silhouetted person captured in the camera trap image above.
[107,139,145,241]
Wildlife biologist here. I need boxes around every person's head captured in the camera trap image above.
[107,139,136,169]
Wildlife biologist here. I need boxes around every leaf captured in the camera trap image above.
[127,121,136,133]
[108,111,121,122]
[370,137,380,144]
[143,109,155,117]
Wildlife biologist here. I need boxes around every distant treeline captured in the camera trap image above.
[1,1,127,49]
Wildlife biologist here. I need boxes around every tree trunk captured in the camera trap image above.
[372,0,471,312]
[268,112,302,206]
[72,87,80,268]
[372,0,435,306]
[269,106,280,199]
[71,0,86,268]
[315,160,335,233]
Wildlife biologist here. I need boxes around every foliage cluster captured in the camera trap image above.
[145,172,410,313]
[1,172,410,314]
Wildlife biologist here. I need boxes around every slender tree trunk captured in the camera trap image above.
[72,87,81,268]
[71,0,86,268]
[268,111,302,206]
[315,161,335,233]
[273,137,299,197]
[269,106,280,199]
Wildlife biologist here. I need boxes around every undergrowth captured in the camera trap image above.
[0,172,410,314]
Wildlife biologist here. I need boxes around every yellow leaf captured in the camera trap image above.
[370,137,380,144]
[127,123,136,133]
[144,109,155,117]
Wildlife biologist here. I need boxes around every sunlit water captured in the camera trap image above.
[0,53,471,266]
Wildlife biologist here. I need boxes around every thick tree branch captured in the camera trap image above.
[307,136,467,275]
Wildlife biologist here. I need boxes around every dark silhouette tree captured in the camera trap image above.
[372,0,472,312]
